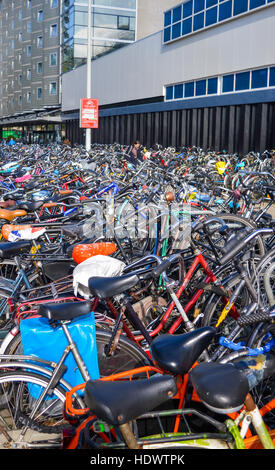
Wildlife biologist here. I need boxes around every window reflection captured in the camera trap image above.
[62,0,136,72]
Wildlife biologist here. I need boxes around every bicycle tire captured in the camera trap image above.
[244,323,275,430]
[250,247,275,309]
[0,370,68,449]
[208,213,266,257]
[201,272,252,356]
[202,249,275,357]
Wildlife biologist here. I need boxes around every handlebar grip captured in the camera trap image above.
[237,311,273,326]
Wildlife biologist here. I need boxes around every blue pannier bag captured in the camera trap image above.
[20,312,100,399]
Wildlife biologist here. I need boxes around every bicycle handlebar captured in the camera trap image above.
[220,227,274,265]
[124,253,181,283]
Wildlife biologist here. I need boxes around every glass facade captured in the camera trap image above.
[163,0,275,43]
[165,65,275,101]
[62,0,137,72]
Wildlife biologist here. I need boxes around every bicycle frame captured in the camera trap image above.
[0,257,32,322]
[104,252,238,348]
[64,364,275,450]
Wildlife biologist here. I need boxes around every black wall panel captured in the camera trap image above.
[65,101,275,155]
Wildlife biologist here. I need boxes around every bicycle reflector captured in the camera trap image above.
[7,298,15,313]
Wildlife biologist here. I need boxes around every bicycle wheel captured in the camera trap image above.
[192,213,265,271]
[0,280,15,327]
[201,272,252,356]
[0,370,67,449]
[94,329,151,377]
[251,247,275,309]
[246,323,275,429]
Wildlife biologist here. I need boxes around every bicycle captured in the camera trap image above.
[0,298,151,449]
[63,326,275,450]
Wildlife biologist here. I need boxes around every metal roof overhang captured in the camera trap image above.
[0,108,62,126]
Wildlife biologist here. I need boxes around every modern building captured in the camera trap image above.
[1,0,275,152]
[0,0,62,143]
[1,0,166,142]
[62,0,275,154]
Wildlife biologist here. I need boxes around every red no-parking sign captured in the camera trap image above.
[80,98,99,128]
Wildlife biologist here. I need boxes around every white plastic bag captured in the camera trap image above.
[73,255,126,299]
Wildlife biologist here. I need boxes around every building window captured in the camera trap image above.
[173,5,182,22]
[37,62,43,73]
[235,71,250,90]
[51,0,58,7]
[270,67,275,86]
[19,9,22,20]
[233,0,248,16]
[18,74,22,85]
[172,22,181,39]
[163,27,171,42]
[174,83,183,99]
[18,95,22,105]
[196,79,207,96]
[183,0,192,18]
[50,24,57,37]
[27,45,31,56]
[18,32,22,42]
[165,86,173,100]
[50,82,57,95]
[208,77,218,94]
[37,36,43,47]
[27,0,31,8]
[182,17,192,35]
[50,52,57,66]
[222,74,234,92]
[219,0,232,21]
[250,0,265,8]
[37,10,43,22]
[251,68,268,88]
[205,6,218,26]
[19,53,22,63]
[184,82,194,97]
[193,12,205,31]
[27,92,31,102]
[37,87,42,99]
[163,0,273,44]
[27,69,31,80]
[165,65,275,102]
[164,10,171,26]
[194,0,205,13]
[117,16,130,30]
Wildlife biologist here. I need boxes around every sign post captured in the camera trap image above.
[80,98,99,129]
[85,0,92,151]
